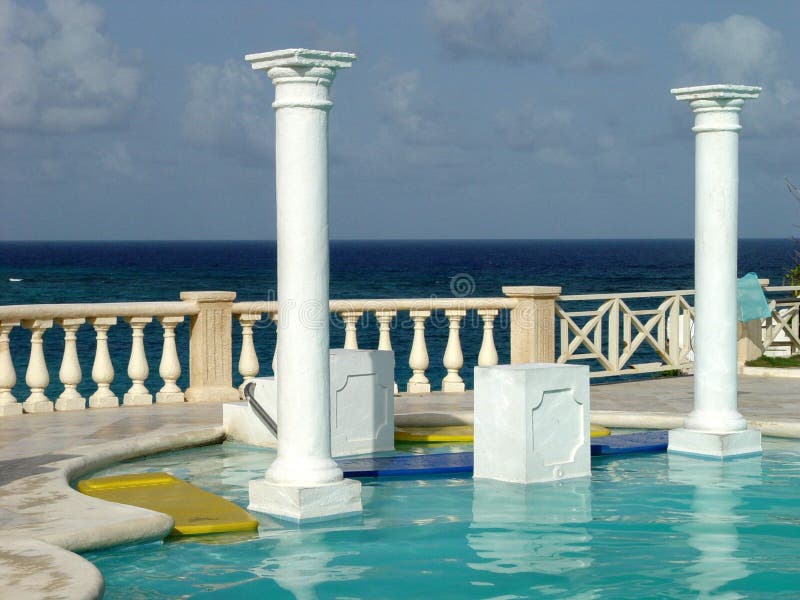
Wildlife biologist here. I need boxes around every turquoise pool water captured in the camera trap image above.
[83,440,800,599]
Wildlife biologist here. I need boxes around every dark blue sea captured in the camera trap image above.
[0,239,795,399]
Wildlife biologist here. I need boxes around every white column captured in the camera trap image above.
[669,84,762,458]
[245,48,361,522]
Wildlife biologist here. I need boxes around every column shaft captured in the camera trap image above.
[690,126,744,431]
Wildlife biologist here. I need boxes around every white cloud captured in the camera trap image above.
[374,70,446,145]
[678,14,780,82]
[428,0,550,63]
[563,41,641,72]
[0,0,142,133]
[496,101,573,152]
[182,60,274,164]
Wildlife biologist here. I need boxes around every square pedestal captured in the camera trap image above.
[248,477,362,523]
[474,363,590,484]
[668,428,762,458]
[226,350,394,457]
[329,349,394,457]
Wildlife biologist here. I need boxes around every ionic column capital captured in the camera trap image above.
[245,48,356,111]
[671,84,761,133]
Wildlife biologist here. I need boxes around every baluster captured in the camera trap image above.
[341,311,362,349]
[375,310,395,351]
[270,312,278,376]
[0,321,21,416]
[56,318,86,411]
[156,316,184,403]
[89,317,118,408]
[237,313,262,393]
[407,310,431,393]
[442,309,466,392]
[376,310,398,394]
[22,319,53,413]
[477,309,499,367]
[123,316,153,405]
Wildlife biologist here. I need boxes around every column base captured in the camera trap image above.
[23,399,53,413]
[185,386,240,403]
[89,392,119,409]
[248,477,362,523]
[0,403,23,416]
[123,392,153,406]
[156,391,185,404]
[668,428,762,458]
[55,396,86,411]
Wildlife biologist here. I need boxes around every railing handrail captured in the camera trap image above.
[0,301,197,321]
[558,289,696,302]
[233,297,517,315]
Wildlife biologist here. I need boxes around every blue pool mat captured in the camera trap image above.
[591,430,668,456]
[339,452,474,478]
[337,431,668,478]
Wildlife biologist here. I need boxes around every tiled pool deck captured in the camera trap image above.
[1,374,798,599]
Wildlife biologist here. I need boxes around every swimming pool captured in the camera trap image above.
[83,439,800,599]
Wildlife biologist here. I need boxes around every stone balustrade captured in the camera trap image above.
[0,301,196,416]
[0,284,797,416]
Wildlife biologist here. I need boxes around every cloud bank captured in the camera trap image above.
[428,0,550,63]
[0,0,142,133]
[182,60,274,163]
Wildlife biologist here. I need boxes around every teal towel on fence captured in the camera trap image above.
[737,272,771,322]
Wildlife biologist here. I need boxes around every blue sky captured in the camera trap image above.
[2,0,800,240]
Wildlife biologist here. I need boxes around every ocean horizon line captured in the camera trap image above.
[0,237,793,244]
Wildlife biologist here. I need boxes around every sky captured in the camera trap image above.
[2,0,800,241]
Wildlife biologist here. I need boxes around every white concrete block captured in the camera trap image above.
[668,428,762,458]
[249,477,362,523]
[330,349,394,457]
[225,350,394,457]
[474,363,590,484]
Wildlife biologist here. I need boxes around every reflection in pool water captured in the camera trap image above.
[83,440,800,599]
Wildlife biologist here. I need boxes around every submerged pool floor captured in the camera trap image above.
[83,439,800,599]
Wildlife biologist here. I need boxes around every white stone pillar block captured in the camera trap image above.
[474,363,590,484]
[226,348,395,458]
[330,349,394,457]
[245,48,360,522]
[669,84,762,458]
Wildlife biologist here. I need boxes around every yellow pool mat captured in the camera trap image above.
[77,472,258,536]
[395,424,612,443]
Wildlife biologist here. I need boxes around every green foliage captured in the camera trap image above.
[745,354,800,368]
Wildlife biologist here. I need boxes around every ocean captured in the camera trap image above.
[0,239,796,398]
